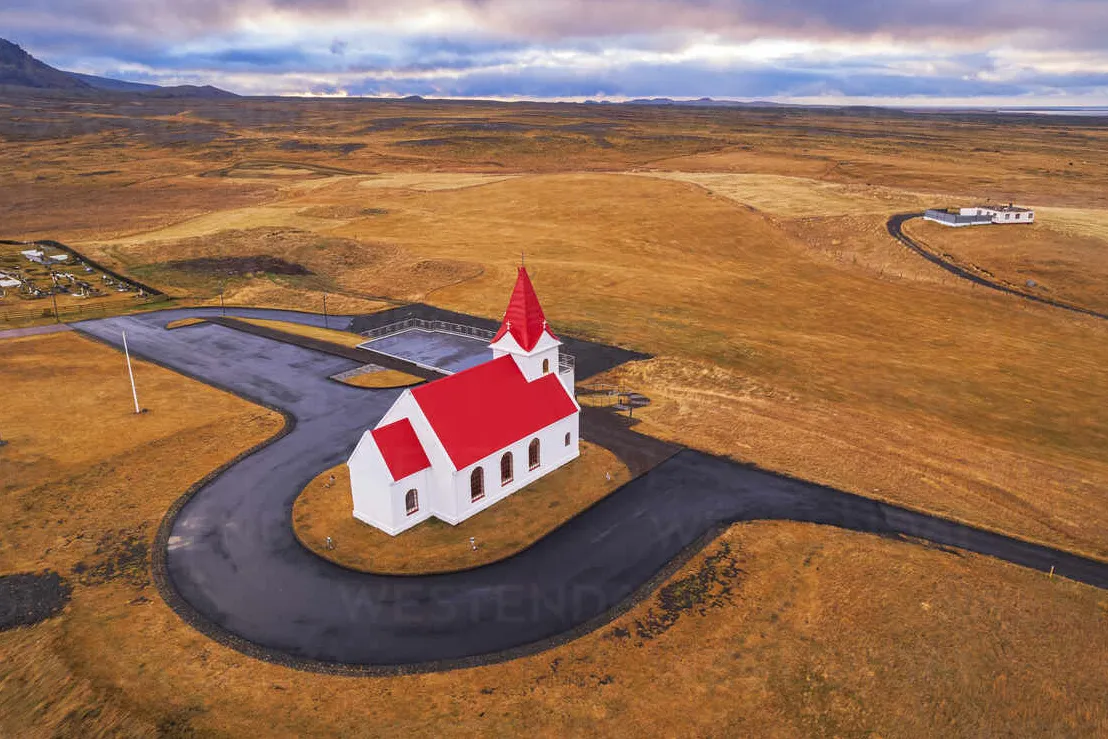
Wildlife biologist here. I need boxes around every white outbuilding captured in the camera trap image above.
[347,267,581,536]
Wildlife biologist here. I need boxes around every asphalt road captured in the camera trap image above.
[886,213,1108,321]
[73,308,1108,674]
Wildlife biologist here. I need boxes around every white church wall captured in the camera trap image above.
[383,468,433,535]
[348,433,397,531]
[348,420,439,536]
[439,415,581,525]
[490,331,562,383]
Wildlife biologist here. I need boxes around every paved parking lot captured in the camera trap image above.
[360,328,492,374]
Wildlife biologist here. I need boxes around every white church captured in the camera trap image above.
[346,267,581,535]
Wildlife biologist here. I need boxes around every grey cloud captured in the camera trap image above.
[3,0,1108,100]
[4,0,1106,47]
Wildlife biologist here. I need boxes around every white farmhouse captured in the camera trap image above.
[346,267,581,536]
[963,204,1035,224]
[924,203,1035,227]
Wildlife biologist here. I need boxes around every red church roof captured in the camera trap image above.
[411,354,577,469]
[371,418,431,481]
[491,266,559,352]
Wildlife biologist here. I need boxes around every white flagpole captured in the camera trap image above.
[122,330,140,414]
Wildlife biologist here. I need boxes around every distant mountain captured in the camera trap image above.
[0,38,91,89]
[0,38,236,98]
[134,84,238,99]
[623,97,802,108]
[67,72,161,93]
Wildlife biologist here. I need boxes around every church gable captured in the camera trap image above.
[370,418,431,482]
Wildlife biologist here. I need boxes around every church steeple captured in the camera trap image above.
[490,266,559,353]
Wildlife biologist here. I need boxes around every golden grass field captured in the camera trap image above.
[339,368,424,388]
[2,96,1108,735]
[235,317,370,347]
[294,442,630,574]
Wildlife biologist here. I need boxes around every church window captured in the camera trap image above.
[471,467,485,501]
[501,452,514,485]
[529,438,541,470]
[542,358,550,374]
[405,489,419,515]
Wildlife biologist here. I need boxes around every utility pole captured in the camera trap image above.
[219,283,226,317]
[322,293,329,329]
[122,331,141,415]
[50,273,60,323]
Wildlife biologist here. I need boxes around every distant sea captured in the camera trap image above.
[1000,108,1108,117]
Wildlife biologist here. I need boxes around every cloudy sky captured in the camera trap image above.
[4,0,1108,104]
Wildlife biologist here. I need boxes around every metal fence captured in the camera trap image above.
[0,294,170,324]
[360,317,575,373]
[360,318,496,341]
[923,210,993,226]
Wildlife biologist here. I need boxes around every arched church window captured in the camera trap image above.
[528,438,541,470]
[542,358,550,374]
[501,452,513,485]
[405,489,419,515]
[471,467,485,501]
[564,432,571,447]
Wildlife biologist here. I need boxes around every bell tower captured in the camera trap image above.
[488,266,564,385]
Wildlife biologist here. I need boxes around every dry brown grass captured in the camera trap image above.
[3,98,1108,735]
[293,442,629,574]
[5,513,1108,737]
[315,174,1108,550]
[357,173,520,191]
[237,317,369,348]
[0,331,282,737]
[83,226,482,306]
[339,368,423,388]
[643,171,932,218]
[588,357,1108,561]
[164,317,206,329]
[0,333,282,504]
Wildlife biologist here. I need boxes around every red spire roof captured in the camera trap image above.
[371,418,431,481]
[491,266,558,352]
[411,354,577,469]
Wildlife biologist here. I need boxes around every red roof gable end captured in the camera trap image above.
[491,266,558,352]
[411,354,577,469]
[371,418,431,481]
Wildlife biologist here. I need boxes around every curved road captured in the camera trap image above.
[74,308,1108,675]
[887,213,1108,321]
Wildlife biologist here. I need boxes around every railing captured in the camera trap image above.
[361,317,576,374]
[360,318,496,341]
[923,210,993,226]
[0,294,170,324]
